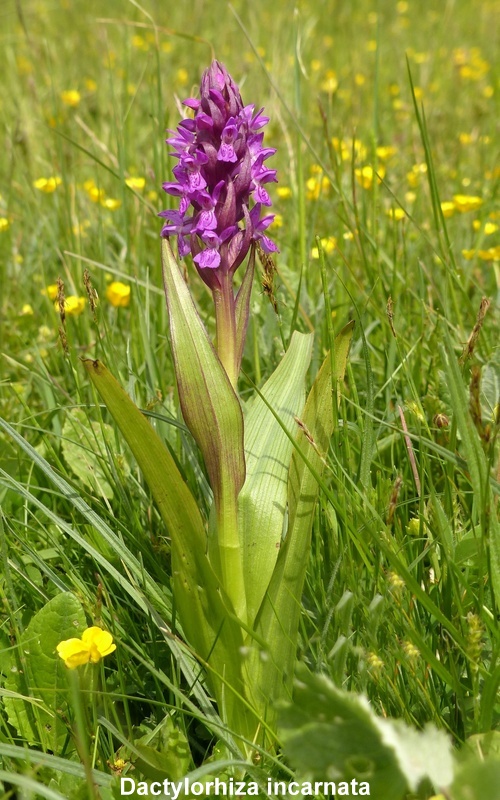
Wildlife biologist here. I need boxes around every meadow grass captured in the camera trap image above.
[0,0,499,798]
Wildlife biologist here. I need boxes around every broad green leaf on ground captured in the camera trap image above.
[451,759,500,800]
[238,330,313,624]
[250,322,353,714]
[279,667,453,800]
[161,238,246,622]
[61,407,130,499]
[4,592,87,753]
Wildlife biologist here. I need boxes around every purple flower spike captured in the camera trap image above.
[160,59,278,289]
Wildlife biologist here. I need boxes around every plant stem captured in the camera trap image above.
[213,272,238,389]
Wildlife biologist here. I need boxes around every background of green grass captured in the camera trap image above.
[0,0,499,796]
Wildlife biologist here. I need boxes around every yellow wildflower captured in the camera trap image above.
[355,165,385,189]
[85,78,97,92]
[321,70,338,93]
[453,194,483,213]
[57,626,116,669]
[101,198,122,211]
[386,208,405,221]
[461,249,476,260]
[311,236,337,259]
[440,201,455,218]
[106,281,131,308]
[54,296,86,316]
[132,34,148,51]
[0,217,10,231]
[61,90,81,108]
[478,246,500,261]
[176,68,188,86]
[376,146,396,161]
[125,176,146,191]
[269,214,283,229]
[21,304,34,316]
[42,284,59,300]
[277,186,293,200]
[484,222,498,235]
[407,163,427,187]
[33,177,62,193]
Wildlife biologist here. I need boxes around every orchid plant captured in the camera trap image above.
[84,61,353,753]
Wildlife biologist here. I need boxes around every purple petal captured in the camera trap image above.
[194,248,221,269]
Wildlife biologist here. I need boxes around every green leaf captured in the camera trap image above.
[161,238,247,621]
[238,331,313,624]
[451,760,500,800]
[279,667,453,800]
[61,407,128,499]
[82,360,254,745]
[252,322,353,711]
[130,716,192,782]
[4,592,87,753]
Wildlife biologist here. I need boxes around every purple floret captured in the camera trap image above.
[160,60,278,289]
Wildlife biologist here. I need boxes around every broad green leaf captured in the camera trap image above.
[279,667,453,800]
[82,361,254,744]
[61,407,129,499]
[162,238,246,621]
[252,322,353,712]
[451,760,500,800]
[83,359,206,550]
[4,592,87,753]
[238,331,313,624]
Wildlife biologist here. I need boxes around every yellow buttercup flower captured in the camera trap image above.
[0,217,10,231]
[125,176,146,190]
[311,236,337,259]
[440,201,455,218]
[386,208,405,221]
[106,281,131,308]
[478,246,500,261]
[376,146,396,161]
[57,626,116,669]
[54,296,86,316]
[355,165,385,190]
[61,90,81,108]
[101,197,122,210]
[42,284,59,301]
[33,177,62,193]
[453,194,483,213]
